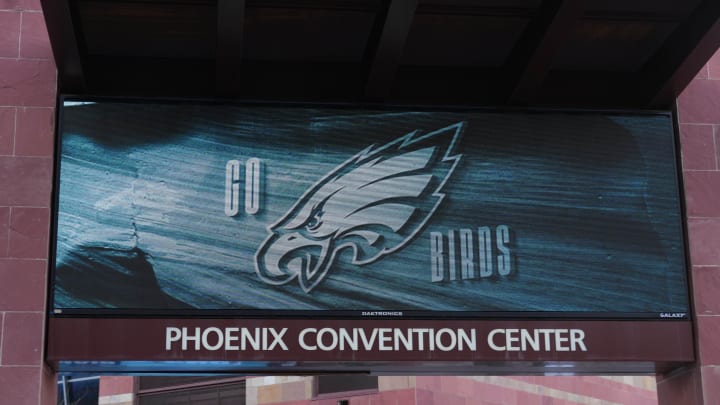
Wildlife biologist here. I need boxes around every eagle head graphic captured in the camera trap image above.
[255,121,465,293]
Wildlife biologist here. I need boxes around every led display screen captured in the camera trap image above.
[52,99,689,318]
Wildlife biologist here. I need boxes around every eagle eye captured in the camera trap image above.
[305,211,323,232]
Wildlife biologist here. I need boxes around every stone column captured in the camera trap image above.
[0,1,58,404]
[657,50,720,404]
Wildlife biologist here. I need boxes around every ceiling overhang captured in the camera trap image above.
[41,0,720,108]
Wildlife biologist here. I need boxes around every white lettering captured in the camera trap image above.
[555,329,570,351]
[459,229,474,279]
[201,327,224,351]
[268,328,288,350]
[395,328,412,351]
[458,328,477,351]
[340,329,358,351]
[487,328,587,352]
[571,329,587,352]
[506,328,520,351]
[521,329,538,351]
[182,327,201,350]
[299,328,317,350]
[359,328,379,350]
[245,158,261,214]
[538,329,553,351]
[488,329,505,351]
[430,232,444,282]
[225,327,239,350]
[430,225,514,281]
[317,328,338,351]
[478,226,492,277]
[496,225,512,275]
[415,328,428,350]
[448,230,457,281]
[224,160,241,216]
[166,327,181,351]
[165,327,487,353]
[436,328,457,351]
[379,328,393,351]
[241,328,259,350]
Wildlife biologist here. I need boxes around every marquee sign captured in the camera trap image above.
[47,99,693,373]
[51,100,689,319]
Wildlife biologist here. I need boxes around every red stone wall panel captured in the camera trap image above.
[15,107,54,157]
[678,79,720,125]
[679,124,716,170]
[39,365,56,405]
[0,366,42,405]
[687,218,720,266]
[20,11,51,59]
[0,258,46,311]
[0,0,39,11]
[0,107,15,155]
[701,366,720,403]
[697,315,720,366]
[0,207,9,256]
[0,59,55,106]
[0,10,20,58]
[684,171,720,217]
[0,156,52,206]
[8,206,49,259]
[693,266,720,315]
[1,311,43,365]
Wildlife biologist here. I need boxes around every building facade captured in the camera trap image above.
[99,375,659,405]
[0,1,719,404]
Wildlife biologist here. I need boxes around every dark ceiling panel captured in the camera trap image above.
[76,0,216,59]
[84,56,215,96]
[501,0,584,104]
[364,0,419,99]
[418,0,541,14]
[553,19,678,72]
[639,0,720,107]
[41,0,86,92]
[584,0,701,20]
[243,6,377,63]
[216,0,245,95]
[392,66,498,104]
[537,70,635,108]
[402,14,528,67]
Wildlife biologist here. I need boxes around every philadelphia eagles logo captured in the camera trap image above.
[254,122,465,292]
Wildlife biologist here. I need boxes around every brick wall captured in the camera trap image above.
[0,0,57,404]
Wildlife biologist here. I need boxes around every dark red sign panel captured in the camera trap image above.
[47,318,693,374]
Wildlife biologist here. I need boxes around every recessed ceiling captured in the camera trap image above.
[41,0,720,108]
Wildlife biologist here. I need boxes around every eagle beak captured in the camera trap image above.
[255,232,332,293]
